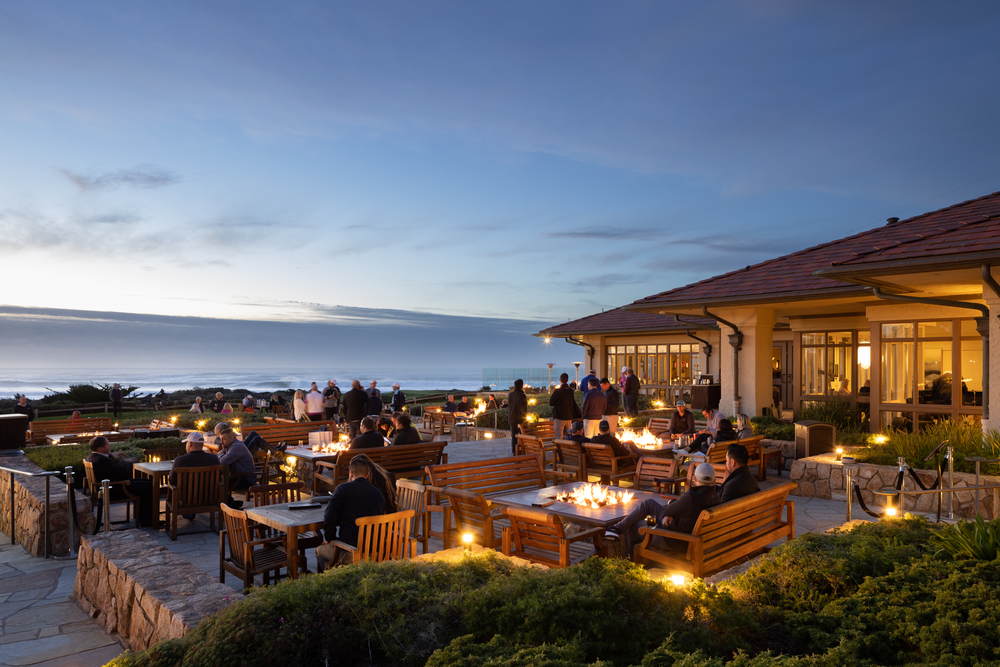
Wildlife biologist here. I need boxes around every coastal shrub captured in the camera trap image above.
[930,516,1000,561]
[142,410,267,430]
[751,416,794,441]
[24,437,181,484]
[37,383,140,405]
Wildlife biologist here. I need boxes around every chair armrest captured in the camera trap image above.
[315,460,337,470]
[659,493,680,501]
[544,470,575,481]
[566,526,604,542]
[330,539,357,552]
[247,535,286,549]
[636,525,701,552]
[424,484,445,494]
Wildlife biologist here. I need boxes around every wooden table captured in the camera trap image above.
[133,460,174,530]
[490,482,665,529]
[245,500,325,580]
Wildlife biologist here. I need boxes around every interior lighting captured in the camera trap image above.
[858,346,871,370]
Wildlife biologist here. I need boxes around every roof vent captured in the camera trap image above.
[886,217,900,225]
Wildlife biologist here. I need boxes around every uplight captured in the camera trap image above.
[669,574,687,587]
[885,506,898,517]
[484,432,494,439]
[462,532,474,552]
[836,447,843,461]
[874,435,888,445]
[528,398,537,406]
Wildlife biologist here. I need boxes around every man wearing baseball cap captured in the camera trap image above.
[667,400,695,436]
[169,432,220,486]
[604,462,720,552]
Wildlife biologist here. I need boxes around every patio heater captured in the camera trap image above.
[572,362,582,387]
[547,364,555,391]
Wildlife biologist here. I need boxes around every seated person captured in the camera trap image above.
[375,416,393,441]
[210,392,226,413]
[315,457,386,571]
[221,403,234,414]
[350,453,398,513]
[604,462,719,553]
[859,381,871,397]
[169,432,223,485]
[442,395,459,413]
[735,414,754,439]
[390,414,422,446]
[486,395,498,411]
[590,420,637,457]
[189,396,206,414]
[563,421,591,444]
[242,394,255,410]
[667,401,695,436]
[684,418,738,455]
[455,396,473,414]
[70,411,83,421]
[718,444,759,503]
[270,393,286,406]
[351,417,385,449]
[217,427,255,508]
[87,436,153,526]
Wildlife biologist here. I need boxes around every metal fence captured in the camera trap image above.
[482,367,581,391]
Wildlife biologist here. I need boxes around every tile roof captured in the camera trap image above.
[537,308,718,337]
[630,190,1000,309]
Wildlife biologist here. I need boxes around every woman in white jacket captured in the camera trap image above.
[293,389,308,422]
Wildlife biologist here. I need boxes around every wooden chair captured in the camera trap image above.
[553,439,586,482]
[439,487,506,549]
[252,451,287,486]
[83,460,140,534]
[141,448,185,463]
[582,443,637,486]
[219,503,290,593]
[632,457,686,495]
[247,482,322,572]
[516,433,556,469]
[330,510,416,564]
[396,478,431,555]
[500,505,605,568]
[166,465,227,541]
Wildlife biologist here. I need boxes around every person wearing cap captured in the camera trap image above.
[563,421,590,444]
[718,443,759,503]
[169,432,222,486]
[581,377,607,438]
[667,401,695,436]
[590,420,635,458]
[549,373,580,439]
[599,377,620,433]
[323,380,341,421]
[604,462,720,553]
[87,435,154,526]
[618,367,629,393]
[390,383,405,412]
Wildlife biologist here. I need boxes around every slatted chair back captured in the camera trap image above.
[248,481,305,507]
[646,418,672,438]
[142,448,185,463]
[173,466,226,510]
[582,443,636,485]
[633,457,684,494]
[516,434,554,467]
[353,510,416,563]
[425,455,547,495]
[314,441,448,494]
[520,421,557,443]
[500,505,602,568]
[395,478,430,553]
[553,439,586,481]
[440,487,503,549]
[221,503,254,570]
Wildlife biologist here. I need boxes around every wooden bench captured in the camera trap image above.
[634,480,796,578]
[421,406,443,429]
[312,441,449,494]
[28,417,113,444]
[520,421,557,443]
[238,420,342,447]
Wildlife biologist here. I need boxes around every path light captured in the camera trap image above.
[528,398,536,406]
[462,532,474,552]
[885,505,897,518]
[669,574,687,587]
[836,447,843,462]
[484,432,494,439]
[653,401,664,409]
[874,435,888,445]
[170,416,177,424]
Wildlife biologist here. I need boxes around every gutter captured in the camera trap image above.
[699,307,744,415]
[871,286,990,420]
[674,317,714,377]
[564,336,596,373]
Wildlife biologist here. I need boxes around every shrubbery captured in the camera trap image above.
[24,437,182,484]
[854,420,1000,474]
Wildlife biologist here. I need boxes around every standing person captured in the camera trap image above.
[323,380,342,421]
[305,384,325,421]
[581,377,607,438]
[366,381,383,416]
[293,390,308,422]
[600,377,620,433]
[13,395,36,430]
[618,367,629,394]
[342,380,369,440]
[210,392,226,413]
[582,370,599,396]
[625,368,641,417]
[549,373,580,439]
[507,379,528,456]
[389,383,405,413]
[109,383,123,419]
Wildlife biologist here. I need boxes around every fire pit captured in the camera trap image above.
[618,427,666,449]
[312,441,349,454]
[554,483,633,508]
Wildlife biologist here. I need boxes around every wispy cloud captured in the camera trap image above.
[57,164,180,191]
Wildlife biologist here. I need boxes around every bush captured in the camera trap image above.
[854,420,1000,474]
[24,437,182,485]
[796,400,869,433]
[930,516,1000,561]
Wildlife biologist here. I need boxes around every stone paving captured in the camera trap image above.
[0,437,931,665]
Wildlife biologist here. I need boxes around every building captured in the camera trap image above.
[538,191,1000,433]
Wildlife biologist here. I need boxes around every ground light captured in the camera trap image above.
[836,447,843,461]
[885,505,898,518]
[874,434,888,445]
[668,573,687,587]
[462,532,474,552]
[484,432,493,439]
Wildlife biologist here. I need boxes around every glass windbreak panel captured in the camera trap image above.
[801,333,824,345]
[961,339,983,406]
[827,331,852,345]
[882,323,914,339]
[801,347,826,395]
[858,346,872,398]
[881,411,912,432]
[960,320,979,337]
[828,345,851,395]
[917,340,952,405]
[881,341,913,403]
[918,321,952,337]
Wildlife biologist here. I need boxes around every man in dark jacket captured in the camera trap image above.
[366,381,383,416]
[169,432,222,485]
[590,420,633,458]
[351,417,386,449]
[624,370,641,417]
[390,383,405,412]
[209,392,226,413]
[507,379,528,456]
[667,401,695,436]
[109,383,123,419]
[13,395,35,428]
[548,373,579,439]
[442,395,458,413]
[323,381,341,421]
[564,421,590,444]
[605,462,720,553]
[390,414,422,446]
[600,378,620,432]
[718,443,760,503]
[342,380,370,440]
[87,436,153,525]
[315,456,386,571]
[581,377,606,438]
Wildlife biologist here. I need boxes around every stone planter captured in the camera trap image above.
[790,453,1000,519]
[761,439,796,471]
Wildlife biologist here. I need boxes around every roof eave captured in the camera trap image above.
[814,250,1000,283]
[624,285,868,312]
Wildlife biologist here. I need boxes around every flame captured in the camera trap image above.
[528,398,537,406]
[471,401,486,418]
[554,484,633,508]
[312,440,350,453]
[618,427,665,449]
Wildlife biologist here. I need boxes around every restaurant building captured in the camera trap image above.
[538,191,1000,433]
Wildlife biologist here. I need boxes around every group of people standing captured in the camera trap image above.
[290,380,407,439]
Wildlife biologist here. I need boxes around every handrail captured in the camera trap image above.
[0,465,62,558]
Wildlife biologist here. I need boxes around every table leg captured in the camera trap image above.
[287,528,300,580]
[151,472,163,530]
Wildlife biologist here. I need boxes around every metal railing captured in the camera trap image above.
[0,464,69,559]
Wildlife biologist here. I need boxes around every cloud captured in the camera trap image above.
[544,226,668,241]
[57,164,180,191]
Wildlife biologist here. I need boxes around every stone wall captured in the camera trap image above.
[75,529,235,652]
[790,453,1000,519]
[0,452,95,556]
[761,439,796,472]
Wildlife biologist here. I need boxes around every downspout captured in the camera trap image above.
[871,286,990,420]
[701,307,743,415]
[674,317,714,377]
[564,336,596,373]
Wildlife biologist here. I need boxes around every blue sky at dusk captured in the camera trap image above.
[2,2,1000,368]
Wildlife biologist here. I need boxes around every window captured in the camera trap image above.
[801,331,853,397]
[606,341,701,386]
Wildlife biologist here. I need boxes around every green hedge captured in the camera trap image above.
[24,437,182,485]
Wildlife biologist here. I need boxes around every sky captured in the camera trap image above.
[2,2,1000,369]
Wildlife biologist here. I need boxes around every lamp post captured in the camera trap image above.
[572,362,582,387]
[547,363,555,391]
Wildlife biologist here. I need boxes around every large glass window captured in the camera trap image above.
[606,342,700,385]
[961,339,983,406]
[858,331,871,398]
[881,340,913,404]
[801,331,853,397]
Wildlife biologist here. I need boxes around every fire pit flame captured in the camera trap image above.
[312,441,349,453]
[554,484,633,508]
[618,427,664,449]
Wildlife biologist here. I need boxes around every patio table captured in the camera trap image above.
[133,460,174,530]
[245,500,325,580]
[489,481,666,529]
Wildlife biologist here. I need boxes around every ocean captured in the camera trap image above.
[0,368,486,399]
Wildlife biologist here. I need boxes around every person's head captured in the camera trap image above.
[376,416,392,432]
[370,380,377,388]
[360,416,375,433]
[569,421,584,434]
[392,383,400,391]
[391,410,403,424]
[113,383,119,389]
[17,395,26,405]
[219,427,236,446]
[223,403,233,411]
[271,394,279,401]
[397,414,412,430]
[310,382,318,390]
[702,407,715,418]
[448,395,454,402]
[736,414,751,431]
[352,380,362,390]
[598,420,610,434]
[627,368,634,376]
[194,396,202,404]
[514,379,523,390]
[216,392,223,400]
[718,418,733,432]
[588,377,599,389]
[89,435,111,454]
[184,432,205,453]
[214,422,228,435]
[676,400,687,414]
[461,396,469,403]
[559,373,569,384]
[71,411,81,419]
[348,456,371,481]
[600,378,611,390]
[327,380,336,387]
[726,444,749,471]
[294,389,304,400]
[693,463,716,486]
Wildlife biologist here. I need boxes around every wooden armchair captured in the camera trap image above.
[553,439,586,482]
[583,443,637,486]
[396,478,431,555]
[83,460,141,534]
[500,505,605,568]
[166,465,227,541]
[247,482,322,572]
[633,457,686,495]
[440,487,505,549]
[253,451,287,486]
[219,503,290,593]
[330,510,416,564]
[516,433,557,470]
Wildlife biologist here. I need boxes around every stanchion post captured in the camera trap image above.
[8,470,15,546]
[65,467,76,556]
[845,466,852,522]
[975,459,981,516]
[102,479,111,534]
[44,475,50,559]
[947,446,954,520]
